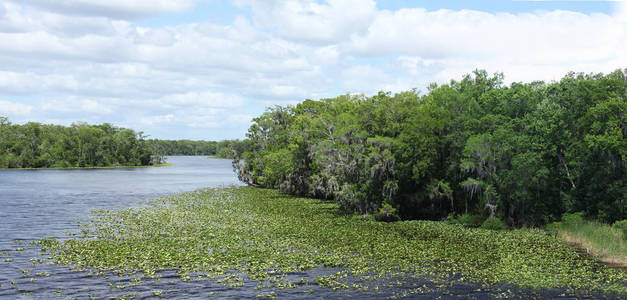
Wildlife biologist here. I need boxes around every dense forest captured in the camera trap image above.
[234,70,626,226]
[0,118,154,168]
[146,139,249,158]
[0,117,251,168]
[215,139,250,159]
[146,139,217,156]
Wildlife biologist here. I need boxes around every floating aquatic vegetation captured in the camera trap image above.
[33,187,625,297]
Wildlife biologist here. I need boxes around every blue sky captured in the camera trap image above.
[138,0,617,27]
[0,0,625,140]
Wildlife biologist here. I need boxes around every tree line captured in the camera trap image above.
[234,70,626,226]
[0,118,153,168]
[0,117,251,169]
[146,139,217,156]
[145,139,249,158]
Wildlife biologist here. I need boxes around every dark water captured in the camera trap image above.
[0,156,621,299]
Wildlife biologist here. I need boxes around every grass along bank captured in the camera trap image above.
[35,187,625,297]
[548,213,626,267]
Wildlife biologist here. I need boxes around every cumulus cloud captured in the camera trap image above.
[341,64,391,94]
[41,97,118,116]
[312,45,340,66]
[349,8,619,61]
[0,0,625,139]
[355,6,624,83]
[397,56,440,76]
[139,114,174,126]
[0,100,33,116]
[80,99,114,114]
[616,0,627,20]
[241,0,376,44]
[153,91,245,110]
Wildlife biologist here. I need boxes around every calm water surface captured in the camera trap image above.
[0,157,247,299]
[0,157,620,299]
[0,156,241,245]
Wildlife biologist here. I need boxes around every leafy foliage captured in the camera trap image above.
[235,69,626,225]
[614,220,627,236]
[0,118,250,168]
[33,187,626,296]
[0,119,154,168]
[145,139,218,156]
[480,218,508,230]
[145,139,249,159]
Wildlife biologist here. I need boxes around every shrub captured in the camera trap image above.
[375,202,400,222]
[448,213,482,227]
[545,221,562,231]
[480,218,508,230]
[612,220,627,237]
[561,212,584,225]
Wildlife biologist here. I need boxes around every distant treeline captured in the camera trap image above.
[146,139,249,158]
[146,139,217,156]
[0,118,153,168]
[0,117,252,168]
[234,70,626,226]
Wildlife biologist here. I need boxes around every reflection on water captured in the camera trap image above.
[0,157,621,299]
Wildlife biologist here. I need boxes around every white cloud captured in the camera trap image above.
[616,0,627,21]
[312,45,340,66]
[0,3,32,33]
[0,71,81,94]
[13,0,198,20]
[80,99,114,114]
[41,97,118,116]
[227,113,252,125]
[397,56,439,76]
[139,114,174,126]
[270,85,301,97]
[346,7,624,83]
[0,100,33,116]
[242,0,376,44]
[0,0,625,139]
[349,9,617,60]
[134,27,176,46]
[341,64,391,94]
[160,91,245,108]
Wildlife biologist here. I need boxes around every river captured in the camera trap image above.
[0,156,620,299]
[0,156,244,299]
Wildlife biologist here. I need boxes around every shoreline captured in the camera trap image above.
[0,163,174,170]
[561,235,627,268]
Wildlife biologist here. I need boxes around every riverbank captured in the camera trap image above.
[0,163,173,170]
[549,217,626,267]
[34,187,625,298]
